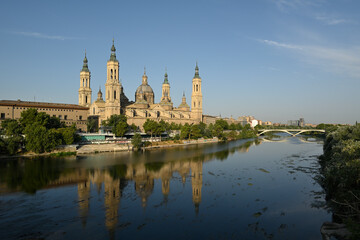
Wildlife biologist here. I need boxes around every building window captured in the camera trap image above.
[64,115,67,120]
[1,113,5,119]
[115,69,116,79]
[59,115,62,119]
[114,90,116,100]
[79,116,82,120]
[194,102,196,107]
[111,69,113,79]
[85,96,88,103]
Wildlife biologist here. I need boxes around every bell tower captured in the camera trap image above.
[105,39,121,119]
[191,62,202,121]
[78,51,92,107]
[159,69,173,110]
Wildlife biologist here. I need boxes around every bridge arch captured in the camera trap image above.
[257,129,325,137]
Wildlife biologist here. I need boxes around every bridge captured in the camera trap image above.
[257,129,325,137]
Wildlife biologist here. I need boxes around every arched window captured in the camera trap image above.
[114,90,116,99]
[83,79,85,87]
[114,69,116,79]
[111,69,113,79]
[196,85,198,91]
[85,96,88,103]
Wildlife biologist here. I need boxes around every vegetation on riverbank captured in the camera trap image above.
[318,124,360,239]
[142,118,257,142]
[0,109,79,155]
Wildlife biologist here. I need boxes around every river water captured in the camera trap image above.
[0,137,331,239]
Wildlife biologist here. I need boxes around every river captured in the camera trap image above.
[0,137,330,239]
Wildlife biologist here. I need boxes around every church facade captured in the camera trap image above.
[79,40,203,128]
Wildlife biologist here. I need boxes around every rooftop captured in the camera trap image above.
[0,100,89,110]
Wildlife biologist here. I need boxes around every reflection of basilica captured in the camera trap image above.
[0,139,261,236]
[73,159,203,233]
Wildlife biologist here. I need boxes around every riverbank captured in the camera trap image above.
[318,124,360,239]
[0,138,220,158]
[77,138,219,155]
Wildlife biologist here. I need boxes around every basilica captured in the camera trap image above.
[78,40,203,128]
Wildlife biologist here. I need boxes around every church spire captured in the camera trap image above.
[109,38,117,62]
[81,50,89,72]
[194,61,200,78]
[163,68,169,84]
[142,66,148,85]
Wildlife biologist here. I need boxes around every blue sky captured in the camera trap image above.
[1,0,360,124]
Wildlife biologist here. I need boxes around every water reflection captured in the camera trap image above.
[0,137,329,239]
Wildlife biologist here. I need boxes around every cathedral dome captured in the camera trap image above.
[136,84,154,95]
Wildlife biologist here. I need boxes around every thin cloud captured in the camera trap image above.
[12,31,79,40]
[271,0,322,12]
[259,39,303,50]
[259,39,360,78]
[315,15,347,25]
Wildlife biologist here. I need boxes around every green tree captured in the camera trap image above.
[229,123,237,131]
[58,126,78,145]
[215,119,229,130]
[0,137,7,154]
[115,121,128,137]
[191,124,202,139]
[180,123,191,139]
[1,119,22,136]
[143,119,157,138]
[1,119,24,155]
[48,116,64,129]
[212,124,223,138]
[155,121,165,140]
[24,123,52,153]
[5,135,24,155]
[19,108,38,129]
[130,123,138,132]
[87,118,98,133]
[103,114,127,127]
[131,133,143,150]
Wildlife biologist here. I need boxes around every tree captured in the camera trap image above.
[0,137,7,154]
[19,108,38,129]
[5,135,24,155]
[180,123,191,139]
[102,114,128,136]
[131,133,143,150]
[130,123,138,132]
[87,118,98,133]
[1,119,24,155]
[115,121,128,137]
[212,124,223,138]
[1,119,22,136]
[143,119,157,138]
[48,116,64,129]
[191,124,202,139]
[155,121,166,139]
[24,123,58,153]
[215,119,229,130]
[229,123,237,131]
[58,126,78,145]
[103,114,127,127]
